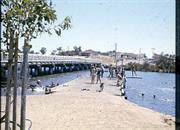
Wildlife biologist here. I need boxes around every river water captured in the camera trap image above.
[1,70,175,116]
[124,71,175,117]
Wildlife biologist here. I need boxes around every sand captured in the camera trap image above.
[1,75,175,130]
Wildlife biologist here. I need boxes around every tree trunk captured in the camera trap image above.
[20,38,29,130]
[12,33,19,130]
[5,31,14,130]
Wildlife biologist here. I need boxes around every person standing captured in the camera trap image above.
[116,72,123,87]
[101,65,104,78]
[131,64,137,76]
[96,67,101,84]
[90,64,93,76]
[91,66,96,84]
[108,65,113,79]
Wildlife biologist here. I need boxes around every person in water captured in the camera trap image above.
[131,64,137,76]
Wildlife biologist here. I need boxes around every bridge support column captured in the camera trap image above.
[67,64,73,72]
[71,65,75,71]
[36,65,42,76]
[81,64,85,70]
[29,67,33,76]
[52,65,55,74]
[74,65,78,71]
[77,64,82,70]
[84,64,88,70]
[69,65,73,72]
[62,64,67,73]
[60,66,63,73]
[49,65,54,75]
[35,68,39,76]
[41,66,45,75]
[58,66,61,73]
[54,66,57,73]
[44,67,49,75]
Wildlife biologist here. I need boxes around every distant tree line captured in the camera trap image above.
[28,46,83,56]
[124,53,175,73]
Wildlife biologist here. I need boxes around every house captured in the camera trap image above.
[82,49,98,56]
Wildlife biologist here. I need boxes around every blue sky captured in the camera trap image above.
[28,0,175,58]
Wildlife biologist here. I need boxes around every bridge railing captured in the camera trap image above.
[1,53,101,64]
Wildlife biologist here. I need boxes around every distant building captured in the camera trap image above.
[82,49,98,56]
[115,52,146,65]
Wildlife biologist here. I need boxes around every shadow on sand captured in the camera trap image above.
[85,82,94,85]
[113,94,122,97]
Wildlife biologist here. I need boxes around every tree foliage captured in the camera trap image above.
[2,0,72,48]
[125,53,175,73]
[40,47,47,55]
[73,46,82,55]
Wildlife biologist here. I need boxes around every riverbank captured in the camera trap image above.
[1,75,175,130]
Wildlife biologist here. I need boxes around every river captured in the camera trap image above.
[125,71,175,116]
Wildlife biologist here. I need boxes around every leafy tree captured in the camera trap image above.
[40,47,47,55]
[73,46,82,55]
[78,46,82,52]
[73,46,78,51]
[154,53,175,72]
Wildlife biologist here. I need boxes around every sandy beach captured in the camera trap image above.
[1,75,175,130]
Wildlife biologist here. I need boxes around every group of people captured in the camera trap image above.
[89,63,137,96]
[108,63,137,77]
[90,64,104,84]
[108,65,125,79]
[108,64,127,96]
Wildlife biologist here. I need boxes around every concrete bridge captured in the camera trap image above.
[1,53,101,77]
